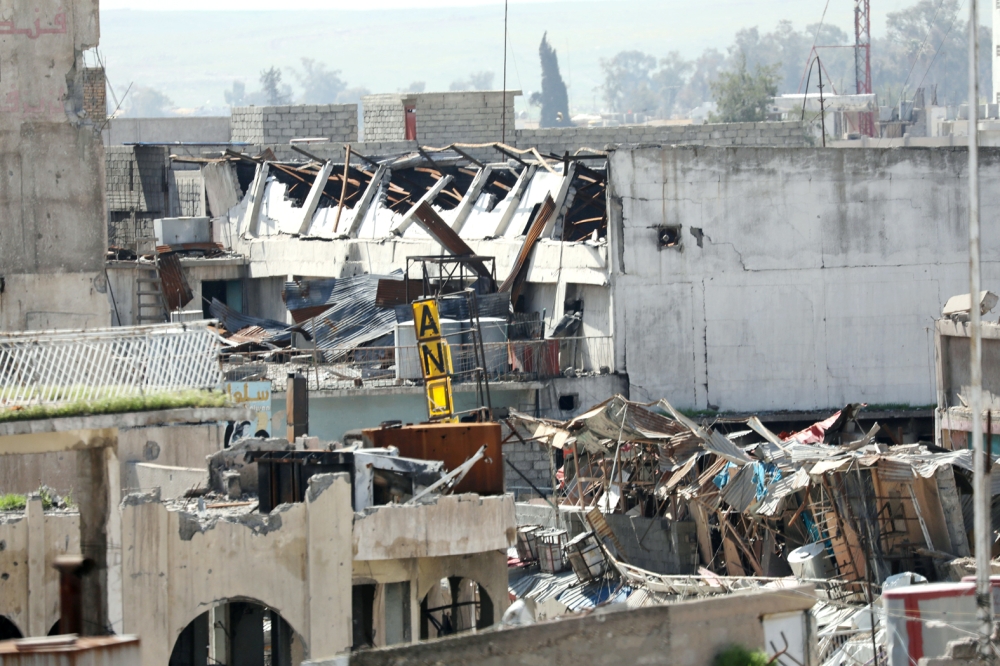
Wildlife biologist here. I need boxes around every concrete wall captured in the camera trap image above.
[231,104,358,144]
[516,121,811,155]
[0,504,80,638]
[0,0,111,331]
[344,584,817,666]
[609,146,1000,412]
[103,117,231,145]
[121,479,513,665]
[0,422,225,496]
[122,474,354,665]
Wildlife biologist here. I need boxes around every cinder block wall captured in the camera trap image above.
[231,104,359,144]
[105,145,170,247]
[502,439,552,499]
[362,91,516,148]
[514,121,812,155]
[362,94,407,142]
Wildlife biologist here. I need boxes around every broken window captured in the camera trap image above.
[561,162,607,242]
[352,584,377,650]
[656,225,682,250]
[383,582,411,646]
[419,577,493,640]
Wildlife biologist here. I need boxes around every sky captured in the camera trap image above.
[101,0,582,9]
[95,0,992,113]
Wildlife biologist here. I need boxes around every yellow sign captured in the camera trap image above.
[425,377,454,418]
[411,298,455,420]
[412,299,442,342]
[418,340,453,379]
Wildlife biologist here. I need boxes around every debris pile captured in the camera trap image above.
[504,395,990,627]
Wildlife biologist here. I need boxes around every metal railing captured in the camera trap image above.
[221,336,615,392]
[0,322,223,407]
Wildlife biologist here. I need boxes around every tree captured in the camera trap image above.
[259,67,290,105]
[533,32,572,127]
[293,59,347,104]
[450,71,495,91]
[124,86,174,117]
[872,0,991,105]
[675,48,725,113]
[651,52,692,117]
[710,52,780,122]
[600,50,658,113]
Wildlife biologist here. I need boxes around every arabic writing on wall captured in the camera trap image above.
[0,10,68,39]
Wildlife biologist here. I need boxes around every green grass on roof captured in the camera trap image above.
[0,390,231,424]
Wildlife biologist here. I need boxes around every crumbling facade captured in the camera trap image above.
[0,0,111,331]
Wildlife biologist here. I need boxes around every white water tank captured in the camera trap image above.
[787,542,832,580]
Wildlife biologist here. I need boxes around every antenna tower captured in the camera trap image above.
[855,0,875,136]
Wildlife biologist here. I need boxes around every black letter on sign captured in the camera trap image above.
[421,342,447,377]
[417,305,440,339]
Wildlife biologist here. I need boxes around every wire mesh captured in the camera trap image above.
[0,322,223,406]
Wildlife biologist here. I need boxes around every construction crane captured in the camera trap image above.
[854,0,875,136]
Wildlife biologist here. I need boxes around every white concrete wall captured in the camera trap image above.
[609,146,1000,412]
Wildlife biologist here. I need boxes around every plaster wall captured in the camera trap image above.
[0,506,80,638]
[0,0,110,331]
[515,121,811,155]
[103,117,231,145]
[344,584,816,666]
[609,146,1000,412]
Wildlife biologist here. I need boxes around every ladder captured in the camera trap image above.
[134,236,168,324]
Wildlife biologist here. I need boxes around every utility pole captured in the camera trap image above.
[501,0,508,145]
[854,0,874,136]
[817,58,827,147]
[966,0,992,656]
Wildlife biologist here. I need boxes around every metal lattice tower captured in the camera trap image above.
[855,0,875,136]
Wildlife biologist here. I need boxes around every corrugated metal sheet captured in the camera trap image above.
[393,291,511,323]
[719,464,757,512]
[157,251,193,311]
[210,299,293,345]
[283,272,401,319]
[569,395,685,452]
[290,273,402,358]
[876,458,915,483]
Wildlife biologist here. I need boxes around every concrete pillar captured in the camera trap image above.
[305,472,352,660]
[209,604,230,666]
[26,495,45,636]
[78,446,110,635]
[106,446,123,634]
